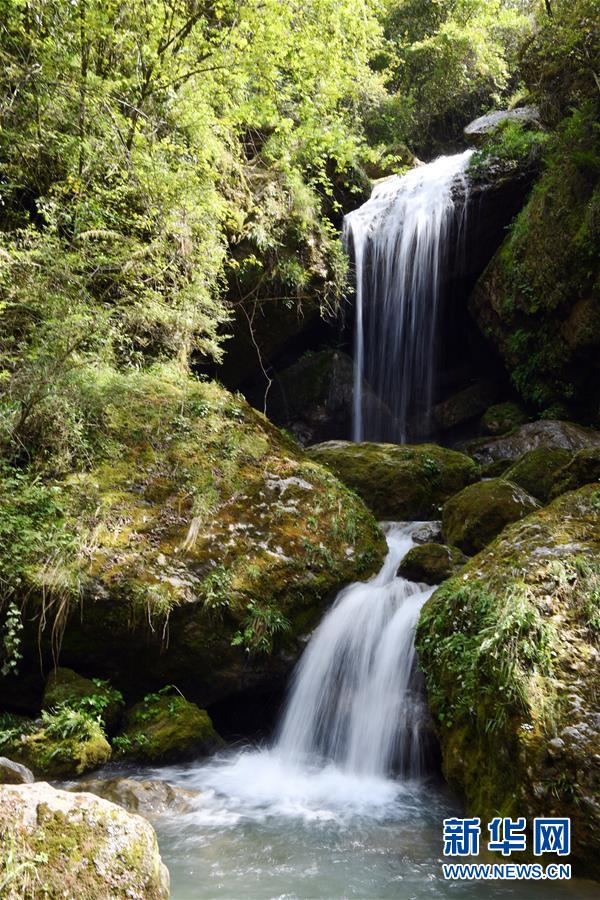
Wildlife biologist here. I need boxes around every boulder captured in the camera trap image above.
[0,782,169,898]
[464,107,541,144]
[480,458,512,478]
[0,757,34,785]
[466,420,600,465]
[115,693,222,763]
[550,446,600,498]
[442,479,539,554]
[412,521,443,545]
[417,484,600,878]
[1,710,111,779]
[430,381,499,432]
[307,442,478,519]
[504,447,573,502]
[43,667,123,732]
[10,376,385,710]
[398,543,467,585]
[73,776,197,819]
[481,401,529,436]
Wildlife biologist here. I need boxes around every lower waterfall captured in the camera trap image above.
[343,151,473,443]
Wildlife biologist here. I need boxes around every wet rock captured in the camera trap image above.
[398,543,467,585]
[0,756,34,785]
[504,447,573,502]
[466,420,600,465]
[464,107,541,144]
[481,401,529,436]
[73,776,198,818]
[412,522,443,545]
[0,781,169,898]
[116,693,223,763]
[417,484,600,878]
[307,441,478,519]
[442,478,539,554]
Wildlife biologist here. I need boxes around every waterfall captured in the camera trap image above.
[275,523,434,778]
[343,151,473,443]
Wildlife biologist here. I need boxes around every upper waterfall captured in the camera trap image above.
[343,150,473,443]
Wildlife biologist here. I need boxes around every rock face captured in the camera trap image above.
[0,782,169,898]
[442,478,539,554]
[307,442,478,519]
[13,378,385,709]
[464,107,541,144]
[116,693,222,762]
[397,543,467,585]
[469,121,599,423]
[504,447,572,502]
[467,420,600,464]
[417,485,600,878]
[0,757,34,785]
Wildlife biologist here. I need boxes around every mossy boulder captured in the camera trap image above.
[115,692,222,762]
[43,668,123,732]
[307,441,478,519]
[481,401,529,436]
[11,371,385,709]
[397,543,467,585]
[504,447,572,502]
[0,709,111,778]
[550,446,600,498]
[442,478,539,554]
[480,458,512,478]
[466,420,600,465]
[417,484,600,877]
[0,782,169,898]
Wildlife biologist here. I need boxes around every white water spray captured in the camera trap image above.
[275,523,434,779]
[343,151,473,442]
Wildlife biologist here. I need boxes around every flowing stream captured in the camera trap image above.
[137,525,595,898]
[343,152,473,442]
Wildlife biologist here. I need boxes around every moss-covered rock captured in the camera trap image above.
[307,441,478,519]
[0,709,111,779]
[10,370,385,709]
[466,420,600,464]
[481,401,529,436]
[442,478,539,554]
[504,447,573,502]
[417,484,600,877]
[550,446,600,498]
[115,692,222,762]
[469,107,600,423]
[43,668,123,732]
[0,782,169,898]
[480,458,512,478]
[398,543,467,585]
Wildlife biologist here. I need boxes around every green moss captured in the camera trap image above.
[398,543,467,585]
[0,707,111,778]
[442,478,539,554]
[481,402,529,436]
[550,446,600,498]
[308,441,478,519]
[115,690,222,762]
[42,668,124,732]
[417,484,600,876]
[504,447,572,502]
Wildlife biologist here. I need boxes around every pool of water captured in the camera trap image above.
[137,748,597,900]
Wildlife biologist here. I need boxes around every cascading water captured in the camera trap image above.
[343,151,473,443]
[276,523,433,777]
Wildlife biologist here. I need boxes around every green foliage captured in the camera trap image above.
[232,601,291,655]
[469,120,549,179]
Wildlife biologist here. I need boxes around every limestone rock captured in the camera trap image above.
[0,781,169,898]
[466,420,600,465]
[464,107,541,144]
